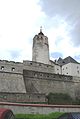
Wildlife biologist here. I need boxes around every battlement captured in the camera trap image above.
[23,60,55,73]
[0,59,22,64]
[0,59,55,74]
[0,59,23,74]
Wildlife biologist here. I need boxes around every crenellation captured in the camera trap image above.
[23,60,54,73]
[0,59,22,64]
[0,59,23,74]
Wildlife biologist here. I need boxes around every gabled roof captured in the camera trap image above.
[57,56,79,66]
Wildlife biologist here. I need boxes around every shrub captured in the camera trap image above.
[46,93,73,105]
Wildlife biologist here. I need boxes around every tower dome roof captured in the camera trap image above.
[38,26,44,35]
[38,31,44,35]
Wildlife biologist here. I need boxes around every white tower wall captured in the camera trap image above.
[32,31,50,64]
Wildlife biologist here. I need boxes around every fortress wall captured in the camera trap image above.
[0,92,45,103]
[0,72,26,93]
[23,60,55,73]
[0,60,23,73]
[23,70,77,99]
[72,76,80,99]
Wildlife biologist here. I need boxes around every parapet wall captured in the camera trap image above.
[0,60,23,73]
[0,59,55,74]
[23,60,55,73]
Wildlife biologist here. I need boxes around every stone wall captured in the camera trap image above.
[0,103,80,114]
[23,60,55,73]
[23,70,79,99]
[0,71,26,93]
[0,59,80,102]
[0,92,45,103]
[0,60,23,73]
[32,34,50,64]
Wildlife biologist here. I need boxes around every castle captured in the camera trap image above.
[0,28,80,103]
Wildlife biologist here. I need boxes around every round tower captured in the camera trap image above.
[32,28,50,64]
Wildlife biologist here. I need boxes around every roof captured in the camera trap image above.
[57,56,79,66]
[50,60,60,66]
[38,31,44,35]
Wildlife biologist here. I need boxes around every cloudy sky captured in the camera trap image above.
[0,0,80,62]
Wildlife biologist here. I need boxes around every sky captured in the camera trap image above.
[0,0,80,62]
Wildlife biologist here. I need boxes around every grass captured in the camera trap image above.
[15,112,64,119]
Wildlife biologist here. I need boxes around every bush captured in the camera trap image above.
[46,93,73,105]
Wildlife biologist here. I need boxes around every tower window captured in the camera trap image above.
[77,66,79,69]
[77,70,79,74]
[1,66,4,70]
[41,36,43,39]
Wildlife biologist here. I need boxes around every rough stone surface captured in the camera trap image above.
[0,59,80,102]
[0,92,45,102]
[23,70,77,99]
[0,72,26,93]
[32,34,50,64]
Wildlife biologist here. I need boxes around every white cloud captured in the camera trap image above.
[0,0,80,63]
[0,0,46,61]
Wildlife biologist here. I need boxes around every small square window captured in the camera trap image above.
[77,70,79,74]
[30,62,32,65]
[11,67,15,71]
[1,66,4,70]
[77,66,79,69]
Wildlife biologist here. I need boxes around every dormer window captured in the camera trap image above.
[1,66,4,70]
[11,67,15,71]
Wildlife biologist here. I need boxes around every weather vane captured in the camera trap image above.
[40,26,42,32]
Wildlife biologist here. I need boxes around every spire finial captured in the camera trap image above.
[38,26,44,35]
[40,26,42,32]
